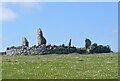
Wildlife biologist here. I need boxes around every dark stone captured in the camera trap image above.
[77,49,86,54]
[7,48,9,50]
[22,37,29,47]
[89,45,111,53]
[68,39,71,47]
[62,44,65,47]
[85,38,91,49]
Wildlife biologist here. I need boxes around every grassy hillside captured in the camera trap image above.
[0,55,1,80]
[2,53,118,79]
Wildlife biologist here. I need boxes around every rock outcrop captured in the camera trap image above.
[85,39,112,53]
[5,28,112,55]
[6,45,77,55]
[36,28,46,46]
[22,37,29,47]
[85,38,91,49]
[89,44,112,53]
[68,39,71,47]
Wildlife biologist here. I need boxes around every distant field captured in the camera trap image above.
[2,53,118,79]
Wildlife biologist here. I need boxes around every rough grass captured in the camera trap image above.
[0,55,2,80]
[2,53,118,79]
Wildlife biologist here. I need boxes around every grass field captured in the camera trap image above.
[0,55,2,80]
[2,53,118,79]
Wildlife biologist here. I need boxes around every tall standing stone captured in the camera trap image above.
[85,38,91,49]
[22,37,29,47]
[68,39,71,47]
[36,28,47,46]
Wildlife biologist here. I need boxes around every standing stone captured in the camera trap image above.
[85,38,91,49]
[22,37,29,47]
[62,44,65,47]
[68,39,71,47]
[36,28,47,46]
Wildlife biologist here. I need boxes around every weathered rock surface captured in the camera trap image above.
[5,28,112,55]
[22,37,29,47]
[89,44,112,53]
[36,28,46,46]
[6,45,78,55]
[68,39,71,47]
[85,38,91,49]
[77,49,86,54]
